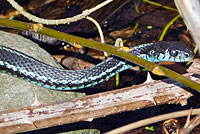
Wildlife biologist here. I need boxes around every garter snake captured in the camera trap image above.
[0,41,193,90]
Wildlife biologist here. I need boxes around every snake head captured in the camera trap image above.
[155,41,193,62]
[132,41,193,62]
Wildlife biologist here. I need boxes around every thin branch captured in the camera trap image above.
[159,14,180,41]
[6,0,113,25]
[143,0,178,11]
[86,16,107,56]
[179,113,200,134]
[105,109,200,134]
[0,18,199,91]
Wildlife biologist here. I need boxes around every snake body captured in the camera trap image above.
[0,41,193,90]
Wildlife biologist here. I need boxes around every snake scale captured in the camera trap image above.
[0,41,193,90]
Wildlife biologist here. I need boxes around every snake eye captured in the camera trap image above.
[184,53,189,58]
[170,50,179,57]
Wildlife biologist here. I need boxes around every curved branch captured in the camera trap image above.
[6,0,113,25]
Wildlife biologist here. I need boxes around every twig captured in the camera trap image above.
[179,111,200,134]
[6,0,113,25]
[86,16,107,56]
[105,108,200,134]
[143,0,178,11]
[159,14,180,41]
[0,18,200,91]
